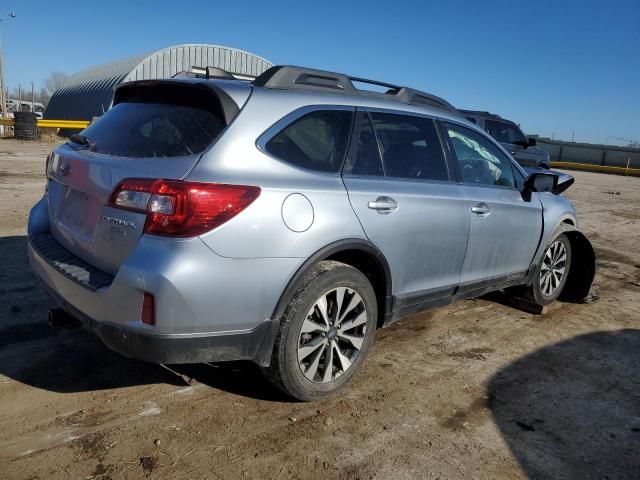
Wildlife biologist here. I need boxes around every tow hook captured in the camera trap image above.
[48,308,80,329]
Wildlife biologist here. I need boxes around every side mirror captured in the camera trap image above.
[527,137,537,147]
[525,172,557,193]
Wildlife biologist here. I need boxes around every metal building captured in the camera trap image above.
[44,44,273,121]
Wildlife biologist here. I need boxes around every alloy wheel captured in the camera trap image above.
[540,240,567,297]
[297,287,367,383]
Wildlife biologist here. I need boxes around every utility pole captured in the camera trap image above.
[0,10,16,124]
[30,80,33,113]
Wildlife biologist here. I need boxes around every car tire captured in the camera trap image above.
[263,260,377,401]
[521,234,572,305]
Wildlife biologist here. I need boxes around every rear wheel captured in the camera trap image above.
[263,260,377,401]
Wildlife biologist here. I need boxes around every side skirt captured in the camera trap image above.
[384,270,534,327]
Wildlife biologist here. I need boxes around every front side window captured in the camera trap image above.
[368,113,448,181]
[445,123,516,188]
[265,110,353,173]
[485,119,527,145]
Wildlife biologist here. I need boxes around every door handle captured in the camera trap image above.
[471,202,490,216]
[368,196,398,212]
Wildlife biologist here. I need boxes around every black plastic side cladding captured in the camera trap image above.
[269,239,393,324]
[258,239,392,367]
[558,230,596,303]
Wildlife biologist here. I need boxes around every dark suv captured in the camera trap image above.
[459,110,550,169]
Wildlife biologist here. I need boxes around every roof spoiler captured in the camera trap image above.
[113,79,240,124]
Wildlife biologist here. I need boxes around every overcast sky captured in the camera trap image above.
[2,0,638,144]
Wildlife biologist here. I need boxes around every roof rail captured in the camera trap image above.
[252,65,456,112]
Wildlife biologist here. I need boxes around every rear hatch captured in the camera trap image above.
[46,80,246,275]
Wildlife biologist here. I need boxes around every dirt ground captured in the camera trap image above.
[0,138,638,480]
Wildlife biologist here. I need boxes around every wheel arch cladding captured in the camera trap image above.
[325,248,391,328]
[558,229,596,303]
[272,239,392,328]
[255,240,391,368]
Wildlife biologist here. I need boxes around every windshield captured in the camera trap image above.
[75,84,227,158]
[485,119,527,145]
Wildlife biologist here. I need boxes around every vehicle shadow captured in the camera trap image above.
[0,235,287,401]
[487,329,640,479]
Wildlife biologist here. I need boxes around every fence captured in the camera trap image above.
[537,138,640,176]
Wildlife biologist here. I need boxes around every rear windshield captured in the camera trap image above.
[76,84,227,158]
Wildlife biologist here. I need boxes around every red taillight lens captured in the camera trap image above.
[108,179,260,237]
[141,293,155,325]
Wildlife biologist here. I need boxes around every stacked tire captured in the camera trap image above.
[13,112,38,140]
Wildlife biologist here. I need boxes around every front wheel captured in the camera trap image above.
[263,260,377,401]
[524,234,572,305]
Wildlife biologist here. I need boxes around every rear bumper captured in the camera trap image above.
[27,196,299,365]
[43,282,278,364]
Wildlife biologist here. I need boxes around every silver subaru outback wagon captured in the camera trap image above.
[28,66,595,400]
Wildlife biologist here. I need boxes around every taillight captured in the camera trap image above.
[108,179,260,237]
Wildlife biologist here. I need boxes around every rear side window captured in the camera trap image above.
[265,110,353,173]
[77,84,227,158]
[369,113,448,181]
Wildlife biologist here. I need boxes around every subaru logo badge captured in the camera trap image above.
[60,162,71,176]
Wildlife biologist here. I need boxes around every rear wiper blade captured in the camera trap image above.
[69,133,97,151]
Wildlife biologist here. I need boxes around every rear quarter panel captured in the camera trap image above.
[187,91,368,259]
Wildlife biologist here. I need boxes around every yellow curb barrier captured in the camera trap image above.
[0,117,90,129]
[551,161,640,177]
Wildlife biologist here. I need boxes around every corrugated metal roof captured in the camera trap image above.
[45,44,272,120]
